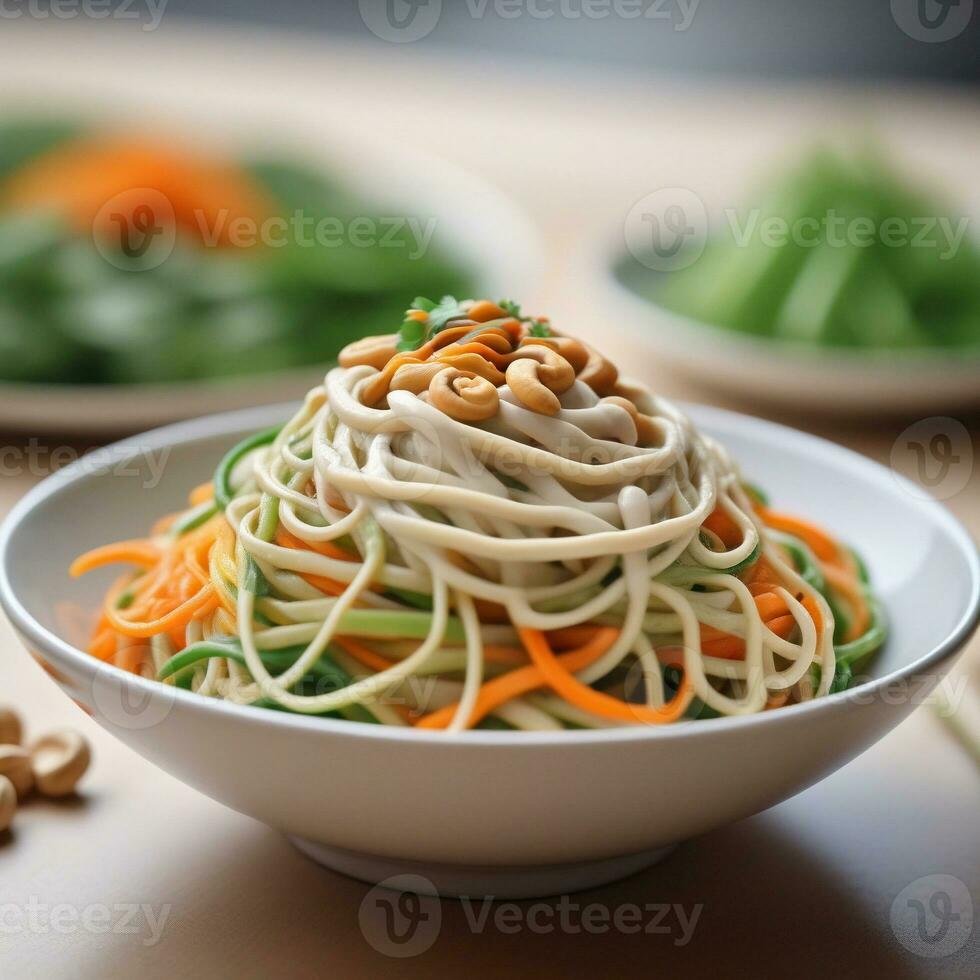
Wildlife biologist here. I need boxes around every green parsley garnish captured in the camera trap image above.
[396,297,550,351]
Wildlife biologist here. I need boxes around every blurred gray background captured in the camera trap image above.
[159,0,979,81]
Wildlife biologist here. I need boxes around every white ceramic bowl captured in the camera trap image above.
[594,245,980,415]
[1,403,977,899]
[0,129,541,435]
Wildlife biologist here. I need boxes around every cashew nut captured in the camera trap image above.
[0,745,33,798]
[363,341,511,406]
[464,300,507,322]
[0,706,22,745]
[471,330,516,354]
[601,396,661,446]
[416,324,474,356]
[577,346,619,395]
[338,334,399,370]
[0,775,15,834]
[359,354,424,406]
[433,352,507,386]
[439,333,515,361]
[428,368,499,422]
[30,730,91,798]
[390,361,449,395]
[505,347,575,416]
[520,336,590,374]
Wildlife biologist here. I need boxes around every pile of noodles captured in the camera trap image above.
[77,301,856,732]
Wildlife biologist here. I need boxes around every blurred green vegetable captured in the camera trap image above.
[0,124,474,385]
[0,120,82,182]
[625,148,980,352]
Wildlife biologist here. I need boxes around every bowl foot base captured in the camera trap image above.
[288,837,676,899]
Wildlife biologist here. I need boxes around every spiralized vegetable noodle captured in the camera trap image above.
[73,298,885,731]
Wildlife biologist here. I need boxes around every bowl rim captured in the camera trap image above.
[1,400,977,747]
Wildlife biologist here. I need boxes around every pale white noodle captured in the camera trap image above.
[205,362,836,725]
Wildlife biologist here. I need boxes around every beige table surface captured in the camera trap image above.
[0,21,978,979]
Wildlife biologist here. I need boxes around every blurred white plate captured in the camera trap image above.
[594,239,980,416]
[0,125,542,435]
